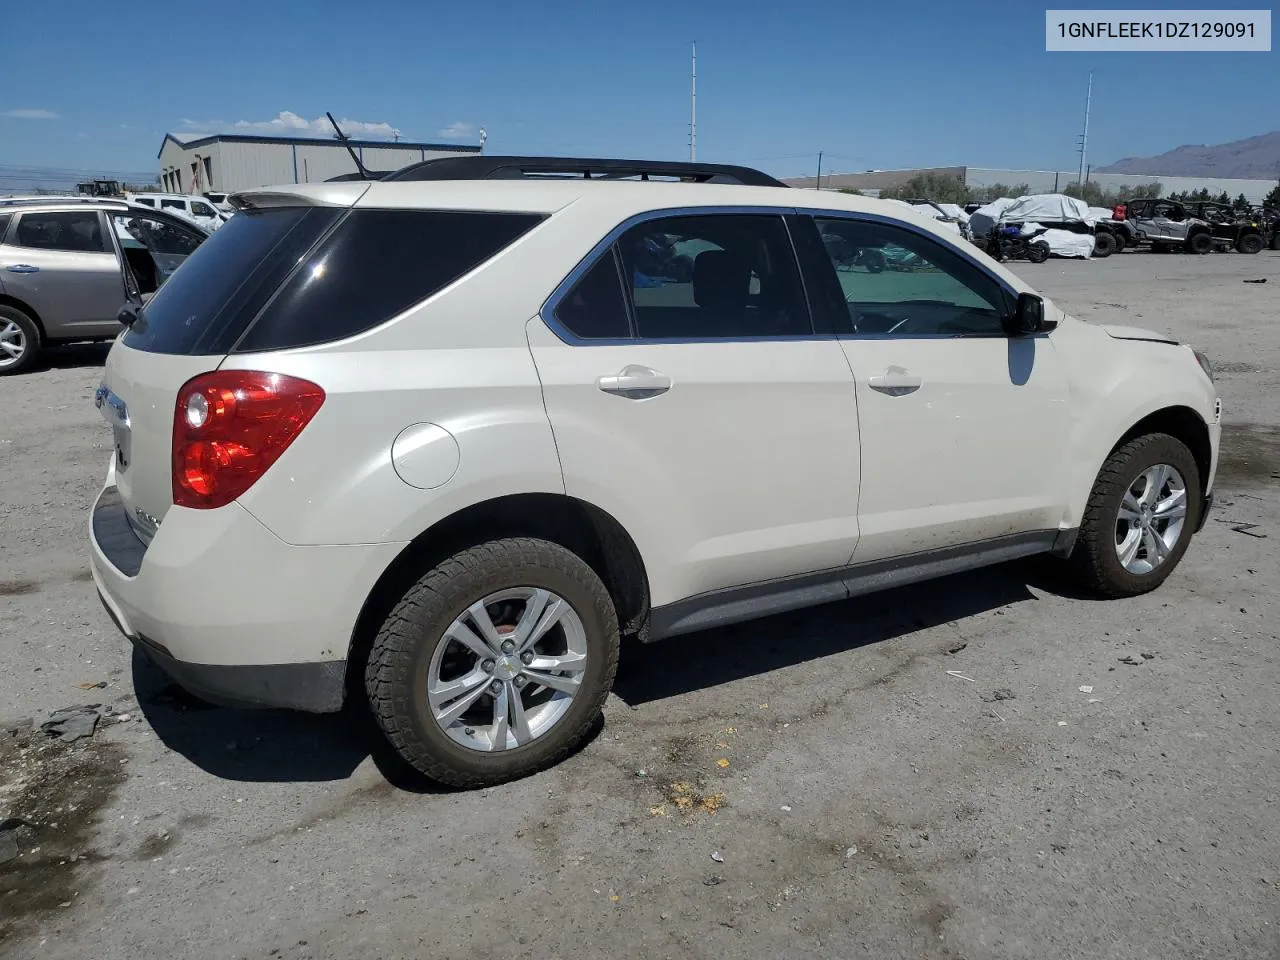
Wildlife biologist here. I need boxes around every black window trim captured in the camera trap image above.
[540,205,823,346]
[799,208,1024,341]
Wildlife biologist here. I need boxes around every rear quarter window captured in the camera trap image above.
[122,206,341,355]
[232,210,545,352]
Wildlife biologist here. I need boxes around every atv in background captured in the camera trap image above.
[1252,205,1280,250]
[982,224,1051,263]
[1117,198,1217,254]
[1181,201,1266,254]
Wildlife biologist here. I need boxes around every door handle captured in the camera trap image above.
[596,364,672,400]
[868,367,922,397]
[5,264,39,274]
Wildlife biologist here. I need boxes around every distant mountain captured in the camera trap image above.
[1097,131,1280,180]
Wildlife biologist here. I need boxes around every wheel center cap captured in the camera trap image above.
[494,655,520,679]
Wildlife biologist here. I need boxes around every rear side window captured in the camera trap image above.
[0,214,10,242]
[14,211,107,252]
[160,198,185,212]
[123,207,341,355]
[233,210,545,352]
[134,198,156,207]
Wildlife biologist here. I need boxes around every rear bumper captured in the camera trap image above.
[89,470,405,713]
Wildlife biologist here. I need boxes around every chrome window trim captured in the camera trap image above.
[799,206,1022,341]
[539,204,838,346]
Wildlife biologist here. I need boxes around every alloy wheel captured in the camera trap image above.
[1114,463,1188,575]
[426,587,588,752]
[0,321,27,369]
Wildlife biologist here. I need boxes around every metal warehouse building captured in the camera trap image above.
[157,133,482,194]
[785,166,1277,203]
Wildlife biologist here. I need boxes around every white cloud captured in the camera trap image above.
[4,108,60,120]
[179,110,401,140]
[437,121,476,140]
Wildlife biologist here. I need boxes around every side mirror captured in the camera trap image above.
[1004,292,1056,335]
[117,302,141,327]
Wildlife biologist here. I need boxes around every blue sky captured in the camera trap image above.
[1,0,1276,182]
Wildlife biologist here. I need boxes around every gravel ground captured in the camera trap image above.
[2,250,1278,960]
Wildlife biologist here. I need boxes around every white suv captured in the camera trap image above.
[89,157,1221,787]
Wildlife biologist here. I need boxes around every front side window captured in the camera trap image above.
[160,198,185,212]
[814,217,1008,337]
[616,214,810,339]
[190,201,215,218]
[13,211,107,253]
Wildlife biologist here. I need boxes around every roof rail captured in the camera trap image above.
[0,195,129,207]
[372,155,787,187]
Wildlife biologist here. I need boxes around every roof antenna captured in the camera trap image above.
[326,111,372,181]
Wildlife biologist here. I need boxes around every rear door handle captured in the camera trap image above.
[596,364,672,400]
[5,264,39,274]
[868,367,922,397]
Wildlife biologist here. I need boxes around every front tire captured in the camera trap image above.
[1028,241,1050,264]
[1187,232,1212,255]
[366,538,619,788]
[1092,231,1116,258]
[1236,233,1263,255]
[0,305,40,376]
[1069,433,1202,598]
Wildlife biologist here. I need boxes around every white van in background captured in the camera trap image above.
[125,193,228,231]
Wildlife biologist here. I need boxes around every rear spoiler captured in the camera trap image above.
[228,184,371,211]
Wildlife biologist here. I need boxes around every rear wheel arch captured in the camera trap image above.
[0,295,45,341]
[345,493,650,699]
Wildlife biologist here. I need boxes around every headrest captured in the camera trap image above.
[693,250,750,312]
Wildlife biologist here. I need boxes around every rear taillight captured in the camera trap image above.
[172,371,324,509]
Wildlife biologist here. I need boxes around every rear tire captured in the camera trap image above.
[1187,232,1212,255]
[1092,231,1116,258]
[0,305,40,376]
[1236,233,1263,255]
[1270,232,1280,251]
[1028,241,1050,264]
[365,537,619,788]
[1112,231,1127,254]
[1068,433,1202,598]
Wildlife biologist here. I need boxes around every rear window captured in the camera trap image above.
[232,210,545,352]
[122,206,341,355]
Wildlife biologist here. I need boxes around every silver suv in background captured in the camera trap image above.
[0,198,209,374]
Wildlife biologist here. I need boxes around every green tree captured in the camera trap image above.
[837,187,863,196]
[878,173,969,204]
[1265,180,1280,209]
[1233,192,1251,211]
[1126,182,1162,200]
[1216,191,1231,204]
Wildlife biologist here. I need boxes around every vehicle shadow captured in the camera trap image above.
[130,648,604,792]
[131,557,1090,784]
[614,555,1089,705]
[33,342,112,371]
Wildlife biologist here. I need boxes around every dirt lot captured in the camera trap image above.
[2,250,1278,960]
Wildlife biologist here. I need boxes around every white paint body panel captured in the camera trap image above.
[88,176,1221,678]
[527,319,861,607]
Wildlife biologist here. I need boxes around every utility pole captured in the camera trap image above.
[690,42,697,162]
[1077,70,1093,186]
[816,151,823,190]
